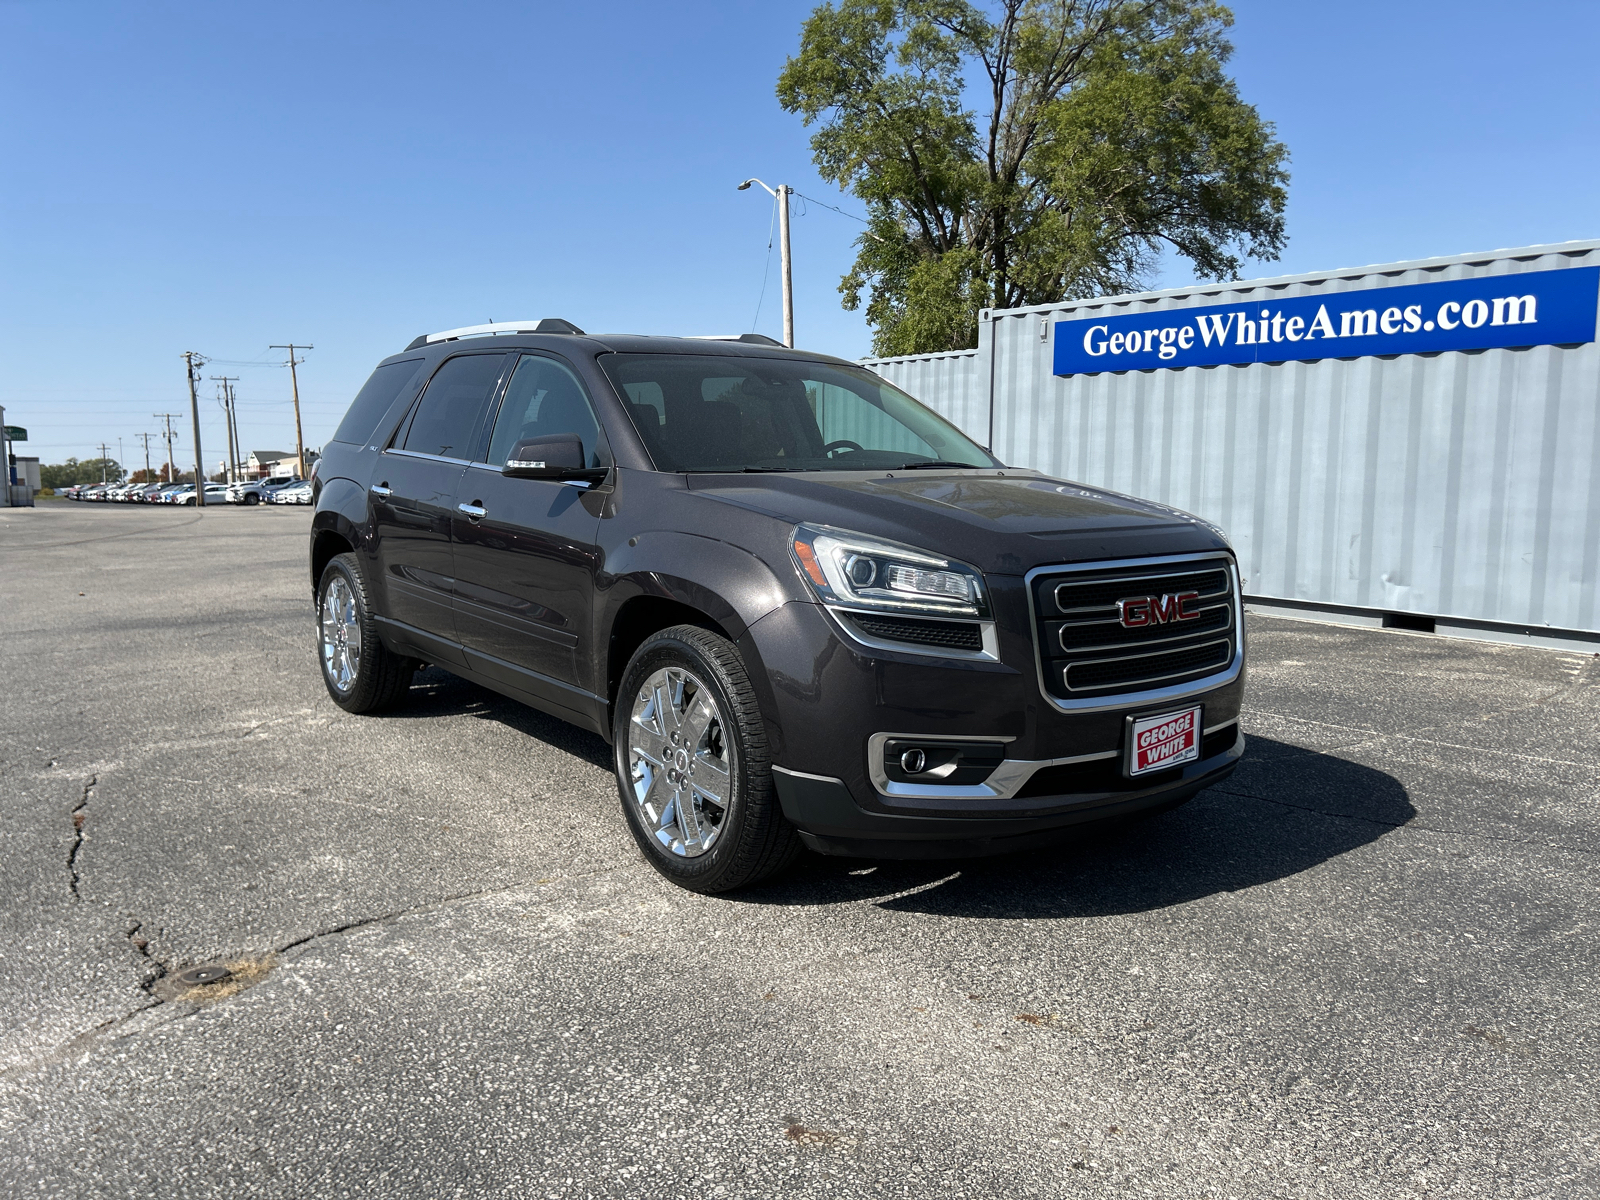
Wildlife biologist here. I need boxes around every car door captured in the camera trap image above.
[450,352,608,716]
[369,351,510,658]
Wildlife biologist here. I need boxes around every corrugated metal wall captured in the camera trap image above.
[859,348,985,443]
[865,241,1600,635]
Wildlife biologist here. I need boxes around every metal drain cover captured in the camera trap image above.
[176,966,232,987]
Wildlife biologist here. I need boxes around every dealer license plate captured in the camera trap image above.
[1127,706,1202,777]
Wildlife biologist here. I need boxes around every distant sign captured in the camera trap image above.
[3,426,24,441]
[1053,266,1600,376]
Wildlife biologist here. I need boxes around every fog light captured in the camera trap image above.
[900,748,927,774]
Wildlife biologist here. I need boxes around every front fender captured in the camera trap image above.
[597,529,802,641]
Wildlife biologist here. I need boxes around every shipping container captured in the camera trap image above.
[863,240,1600,644]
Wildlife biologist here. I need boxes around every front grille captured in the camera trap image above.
[848,613,984,651]
[1031,556,1238,702]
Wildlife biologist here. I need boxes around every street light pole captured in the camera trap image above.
[737,179,793,348]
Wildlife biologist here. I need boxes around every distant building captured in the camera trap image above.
[246,450,294,479]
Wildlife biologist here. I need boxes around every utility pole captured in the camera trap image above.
[270,344,312,477]
[137,432,156,482]
[211,375,240,482]
[737,179,794,347]
[182,351,207,503]
[0,403,9,507]
[154,414,181,483]
[97,443,111,484]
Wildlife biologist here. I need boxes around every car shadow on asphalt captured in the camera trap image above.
[379,675,1414,918]
[386,666,613,771]
[739,736,1415,918]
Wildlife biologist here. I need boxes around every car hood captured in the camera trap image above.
[684,470,1226,575]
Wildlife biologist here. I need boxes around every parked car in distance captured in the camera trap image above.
[228,475,302,505]
[169,484,228,505]
[270,480,314,505]
[310,320,1246,894]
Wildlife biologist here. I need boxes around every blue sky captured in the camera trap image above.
[3,0,1598,469]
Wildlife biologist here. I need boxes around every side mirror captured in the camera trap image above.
[502,434,608,483]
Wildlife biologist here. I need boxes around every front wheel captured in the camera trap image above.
[245,492,260,505]
[614,625,799,893]
[316,552,415,713]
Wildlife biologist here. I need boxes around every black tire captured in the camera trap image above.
[613,625,799,893]
[245,492,260,505]
[316,552,415,713]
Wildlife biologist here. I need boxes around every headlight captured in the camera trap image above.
[790,523,988,618]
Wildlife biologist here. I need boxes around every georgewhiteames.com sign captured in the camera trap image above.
[1053,265,1600,376]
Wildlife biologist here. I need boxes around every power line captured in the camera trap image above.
[791,191,869,224]
[751,189,778,333]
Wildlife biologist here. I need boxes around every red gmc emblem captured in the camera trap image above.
[1118,591,1202,629]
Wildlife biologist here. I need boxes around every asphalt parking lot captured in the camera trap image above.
[1,501,1596,1198]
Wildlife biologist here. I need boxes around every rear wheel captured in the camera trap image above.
[316,552,415,713]
[614,625,799,893]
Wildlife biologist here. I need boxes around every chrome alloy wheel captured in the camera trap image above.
[626,666,733,858]
[319,575,361,693]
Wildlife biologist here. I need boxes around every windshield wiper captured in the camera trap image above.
[740,466,811,472]
[893,460,982,470]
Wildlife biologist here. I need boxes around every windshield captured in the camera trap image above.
[597,353,997,472]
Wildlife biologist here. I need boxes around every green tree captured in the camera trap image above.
[777,0,1289,355]
[39,457,123,488]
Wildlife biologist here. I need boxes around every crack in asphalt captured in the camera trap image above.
[124,920,169,995]
[65,775,95,902]
[0,865,629,1086]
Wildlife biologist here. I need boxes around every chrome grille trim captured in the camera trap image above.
[1052,568,1230,615]
[1025,552,1245,714]
[1056,600,1232,654]
[1065,637,1232,693]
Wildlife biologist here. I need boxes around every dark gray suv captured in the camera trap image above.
[310,320,1245,892]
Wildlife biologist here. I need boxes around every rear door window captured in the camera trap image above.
[399,353,509,460]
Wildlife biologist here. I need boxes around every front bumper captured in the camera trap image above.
[772,729,1243,859]
[742,588,1245,857]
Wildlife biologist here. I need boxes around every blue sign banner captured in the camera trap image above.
[1053,266,1600,376]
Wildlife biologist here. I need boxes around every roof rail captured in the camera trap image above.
[689,333,786,347]
[404,318,585,351]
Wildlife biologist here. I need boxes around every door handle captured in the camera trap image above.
[370,483,392,496]
[457,501,487,519]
